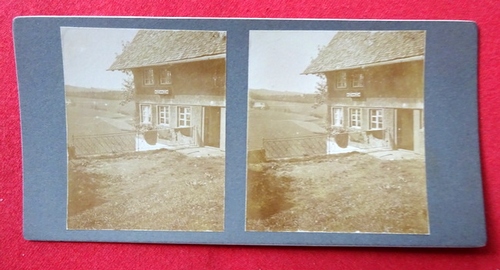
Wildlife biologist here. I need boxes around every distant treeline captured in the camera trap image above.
[66,90,125,100]
[249,92,317,103]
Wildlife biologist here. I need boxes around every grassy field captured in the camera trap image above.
[68,149,225,231]
[66,106,125,137]
[66,95,135,116]
[66,97,135,137]
[246,152,429,234]
[247,101,327,151]
[261,100,327,121]
[65,97,136,156]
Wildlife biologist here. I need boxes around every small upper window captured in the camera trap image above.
[336,72,347,89]
[160,68,172,85]
[143,69,154,85]
[352,73,364,88]
[213,66,225,88]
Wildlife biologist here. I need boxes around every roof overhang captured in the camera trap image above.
[109,53,226,71]
[303,55,424,75]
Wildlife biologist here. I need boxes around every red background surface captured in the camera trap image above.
[1,1,499,269]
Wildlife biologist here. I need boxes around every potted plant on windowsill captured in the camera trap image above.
[329,126,348,148]
[137,123,157,145]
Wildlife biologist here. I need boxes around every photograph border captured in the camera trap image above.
[14,17,485,247]
[245,30,429,235]
[61,27,227,232]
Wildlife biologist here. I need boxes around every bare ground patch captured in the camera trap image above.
[67,149,224,231]
[246,152,429,234]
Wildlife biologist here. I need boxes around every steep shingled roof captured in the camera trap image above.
[303,31,425,74]
[109,30,226,70]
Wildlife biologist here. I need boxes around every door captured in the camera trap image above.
[396,109,414,150]
[203,107,221,148]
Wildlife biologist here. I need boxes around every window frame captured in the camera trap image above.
[369,109,383,130]
[213,65,225,88]
[157,105,170,126]
[143,69,155,86]
[332,107,344,127]
[160,68,172,85]
[349,108,361,128]
[178,106,191,128]
[336,71,347,89]
[140,104,152,124]
[352,73,365,88]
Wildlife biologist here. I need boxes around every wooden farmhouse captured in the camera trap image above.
[304,31,425,154]
[110,30,226,150]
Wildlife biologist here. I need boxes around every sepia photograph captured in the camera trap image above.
[62,27,226,231]
[246,30,429,234]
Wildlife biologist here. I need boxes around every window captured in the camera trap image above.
[157,106,170,126]
[336,72,347,89]
[140,104,152,124]
[370,109,383,129]
[332,107,343,127]
[178,106,191,127]
[352,73,364,88]
[213,66,225,87]
[350,108,361,128]
[143,69,154,85]
[160,68,172,85]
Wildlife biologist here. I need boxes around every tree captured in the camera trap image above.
[312,73,328,109]
[311,45,328,109]
[117,40,135,106]
[119,70,135,106]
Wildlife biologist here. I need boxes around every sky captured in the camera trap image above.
[60,28,336,93]
[248,31,337,94]
[60,27,138,90]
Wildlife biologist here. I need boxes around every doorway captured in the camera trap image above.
[203,106,221,148]
[396,109,414,150]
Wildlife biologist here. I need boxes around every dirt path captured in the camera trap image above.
[67,149,225,231]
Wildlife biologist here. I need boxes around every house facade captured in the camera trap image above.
[304,31,425,154]
[110,30,226,150]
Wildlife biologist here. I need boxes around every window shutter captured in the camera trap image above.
[362,108,369,131]
[151,105,157,127]
[172,106,178,128]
